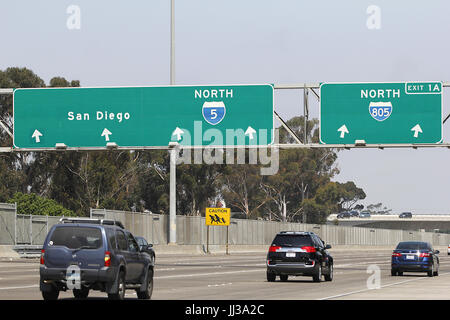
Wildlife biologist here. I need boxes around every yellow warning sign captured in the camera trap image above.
[205,208,230,226]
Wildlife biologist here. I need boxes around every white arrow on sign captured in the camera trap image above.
[337,125,349,138]
[172,127,184,141]
[245,126,257,140]
[411,124,423,138]
[101,128,112,141]
[32,129,43,143]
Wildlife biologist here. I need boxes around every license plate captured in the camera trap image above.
[286,252,296,258]
[406,255,415,260]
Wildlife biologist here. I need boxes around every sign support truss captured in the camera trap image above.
[1,83,450,151]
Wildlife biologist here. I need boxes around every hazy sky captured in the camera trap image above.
[1,1,450,214]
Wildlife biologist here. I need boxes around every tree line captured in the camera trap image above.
[0,67,366,223]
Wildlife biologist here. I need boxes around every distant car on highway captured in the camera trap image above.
[266,231,333,283]
[399,212,412,218]
[359,211,371,218]
[39,218,154,300]
[448,244,450,256]
[135,236,156,264]
[391,241,439,277]
[349,211,359,217]
[337,212,351,219]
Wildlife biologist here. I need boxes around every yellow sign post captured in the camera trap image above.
[205,208,231,254]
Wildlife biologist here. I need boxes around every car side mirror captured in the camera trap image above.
[148,243,153,248]
[434,250,440,254]
[325,244,332,250]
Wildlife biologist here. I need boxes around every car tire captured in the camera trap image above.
[391,269,397,276]
[280,274,288,282]
[433,263,439,277]
[42,287,59,301]
[266,271,276,282]
[137,268,154,300]
[324,264,333,281]
[427,265,434,277]
[108,271,126,300]
[73,287,89,299]
[313,263,322,282]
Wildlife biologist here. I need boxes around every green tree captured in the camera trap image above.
[220,163,267,218]
[8,192,75,216]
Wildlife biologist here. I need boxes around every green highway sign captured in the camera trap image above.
[319,82,443,144]
[13,84,274,149]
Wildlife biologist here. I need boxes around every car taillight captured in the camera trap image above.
[302,246,316,253]
[104,251,111,267]
[419,252,431,258]
[40,249,45,265]
[269,246,281,253]
[392,252,402,257]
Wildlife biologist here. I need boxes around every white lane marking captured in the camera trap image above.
[208,283,233,288]
[318,272,450,300]
[0,269,39,274]
[334,262,391,268]
[0,264,40,268]
[155,269,262,279]
[0,284,39,290]
[0,274,40,281]
[173,259,265,265]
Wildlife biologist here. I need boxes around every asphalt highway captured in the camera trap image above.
[1,247,449,300]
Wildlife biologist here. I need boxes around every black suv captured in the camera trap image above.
[266,231,333,282]
[39,218,154,300]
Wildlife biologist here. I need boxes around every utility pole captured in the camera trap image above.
[169,142,177,244]
[168,0,177,244]
[170,0,175,85]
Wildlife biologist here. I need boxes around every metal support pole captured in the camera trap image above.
[206,225,209,254]
[30,215,32,245]
[14,202,17,246]
[303,84,309,144]
[169,146,177,244]
[226,226,229,255]
[170,0,175,85]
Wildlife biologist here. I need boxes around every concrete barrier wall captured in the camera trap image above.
[1,204,450,247]
[91,209,450,248]
[0,203,15,245]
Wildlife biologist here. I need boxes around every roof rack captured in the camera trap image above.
[59,217,124,229]
[279,231,312,235]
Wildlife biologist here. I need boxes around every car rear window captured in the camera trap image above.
[49,226,102,249]
[271,234,313,247]
[396,242,429,250]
